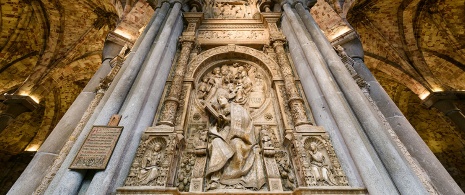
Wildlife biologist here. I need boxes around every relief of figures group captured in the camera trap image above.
[125,63,346,191]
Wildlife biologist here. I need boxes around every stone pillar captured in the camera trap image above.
[293,2,430,194]
[270,37,312,143]
[43,3,172,194]
[282,4,399,194]
[341,38,464,195]
[112,13,185,190]
[84,3,183,194]
[280,16,363,187]
[272,40,311,126]
[7,40,123,195]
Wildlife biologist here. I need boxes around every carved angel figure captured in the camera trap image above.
[205,90,265,191]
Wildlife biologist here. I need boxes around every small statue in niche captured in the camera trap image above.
[139,140,165,185]
[305,141,338,186]
[205,90,266,191]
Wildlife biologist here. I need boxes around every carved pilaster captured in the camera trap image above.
[272,40,311,128]
[157,13,202,131]
[158,41,194,126]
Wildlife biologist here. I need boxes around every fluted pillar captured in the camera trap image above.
[44,3,172,194]
[293,2,429,194]
[84,3,183,194]
[282,3,399,194]
[341,37,464,195]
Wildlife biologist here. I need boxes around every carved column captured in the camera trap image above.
[157,13,203,142]
[272,40,311,128]
[158,40,194,127]
[264,14,312,135]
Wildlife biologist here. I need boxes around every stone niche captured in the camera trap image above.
[117,11,366,195]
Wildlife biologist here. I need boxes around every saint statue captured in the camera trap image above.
[139,141,164,185]
[205,90,265,190]
[306,142,337,186]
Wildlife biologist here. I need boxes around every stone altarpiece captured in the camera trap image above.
[117,2,359,194]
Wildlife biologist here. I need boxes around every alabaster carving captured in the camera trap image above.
[204,90,266,191]
[203,0,259,19]
[176,153,195,191]
[275,151,296,191]
[196,62,267,110]
[123,42,349,193]
[125,135,176,187]
[185,45,281,80]
[198,30,266,40]
[293,135,348,187]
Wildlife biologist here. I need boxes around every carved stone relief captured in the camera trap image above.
[115,10,363,195]
[121,42,350,193]
[292,133,348,187]
[198,30,266,40]
[203,0,260,19]
[125,134,177,187]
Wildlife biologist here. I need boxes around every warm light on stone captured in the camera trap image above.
[18,93,40,103]
[25,144,39,152]
[419,91,431,100]
[114,29,134,40]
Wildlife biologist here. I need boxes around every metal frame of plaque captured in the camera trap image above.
[70,126,123,169]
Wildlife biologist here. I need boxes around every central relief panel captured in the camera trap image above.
[119,12,350,194]
[188,60,278,191]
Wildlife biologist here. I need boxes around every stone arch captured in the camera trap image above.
[185,45,281,81]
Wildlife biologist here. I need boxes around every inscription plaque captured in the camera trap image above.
[70,126,123,169]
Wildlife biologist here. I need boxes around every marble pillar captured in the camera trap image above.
[85,3,183,194]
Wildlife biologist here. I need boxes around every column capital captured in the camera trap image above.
[3,94,40,111]
[422,91,461,108]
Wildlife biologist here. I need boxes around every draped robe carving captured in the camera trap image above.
[205,92,266,190]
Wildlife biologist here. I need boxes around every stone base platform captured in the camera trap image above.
[116,187,367,195]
